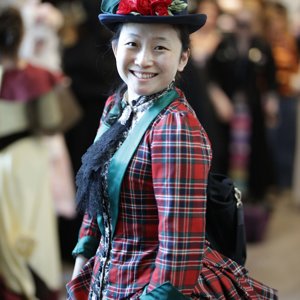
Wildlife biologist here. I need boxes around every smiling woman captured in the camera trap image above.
[111,23,189,101]
[66,0,278,299]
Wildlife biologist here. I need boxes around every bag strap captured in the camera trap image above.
[234,187,247,265]
[107,89,178,236]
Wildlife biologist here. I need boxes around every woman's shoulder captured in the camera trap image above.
[152,88,206,131]
[162,88,199,118]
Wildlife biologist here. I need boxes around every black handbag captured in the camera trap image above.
[206,173,247,266]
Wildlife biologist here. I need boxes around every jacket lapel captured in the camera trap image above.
[107,89,178,236]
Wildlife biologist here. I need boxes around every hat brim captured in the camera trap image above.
[98,13,207,33]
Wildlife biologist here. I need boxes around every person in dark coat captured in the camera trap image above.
[206,9,278,201]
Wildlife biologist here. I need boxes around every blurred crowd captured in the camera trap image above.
[181,0,300,200]
[179,0,300,243]
[0,0,299,299]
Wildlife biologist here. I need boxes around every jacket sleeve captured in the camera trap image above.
[72,213,101,259]
[146,107,212,297]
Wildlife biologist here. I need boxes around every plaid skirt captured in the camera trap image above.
[66,246,277,299]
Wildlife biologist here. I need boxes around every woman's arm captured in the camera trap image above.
[147,106,211,296]
[71,255,88,280]
[70,95,118,273]
[70,212,101,279]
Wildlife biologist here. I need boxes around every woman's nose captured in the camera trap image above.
[134,48,153,67]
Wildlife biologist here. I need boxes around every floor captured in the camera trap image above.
[245,191,300,299]
[60,191,300,299]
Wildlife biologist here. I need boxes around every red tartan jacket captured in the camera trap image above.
[71,88,211,297]
[67,89,277,300]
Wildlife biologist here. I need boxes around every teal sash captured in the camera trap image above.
[94,90,178,236]
[107,89,178,236]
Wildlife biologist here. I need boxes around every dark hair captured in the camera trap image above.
[0,7,23,58]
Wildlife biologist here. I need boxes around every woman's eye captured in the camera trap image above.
[125,42,137,47]
[155,45,167,51]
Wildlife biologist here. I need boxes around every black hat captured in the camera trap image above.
[99,0,207,33]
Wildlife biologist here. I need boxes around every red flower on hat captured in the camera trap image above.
[117,0,151,15]
[117,0,172,16]
[150,0,172,16]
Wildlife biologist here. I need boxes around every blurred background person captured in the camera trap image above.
[181,1,279,242]
[179,0,235,177]
[264,1,300,193]
[290,3,300,207]
[182,1,278,203]
[208,6,278,205]
[18,0,79,221]
[0,6,65,299]
[7,1,84,271]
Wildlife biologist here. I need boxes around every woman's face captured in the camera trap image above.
[112,23,189,101]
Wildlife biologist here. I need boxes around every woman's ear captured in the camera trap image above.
[177,48,190,72]
[111,40,118,58]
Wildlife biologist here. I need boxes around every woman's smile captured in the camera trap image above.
[130,70,158,79]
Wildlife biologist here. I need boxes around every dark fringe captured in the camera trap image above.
[75,84,174,217]
[75,111,133,217]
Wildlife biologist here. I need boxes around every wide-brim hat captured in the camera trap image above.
[98,0,207,33]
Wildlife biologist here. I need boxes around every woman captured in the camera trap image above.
[67,0,277,299]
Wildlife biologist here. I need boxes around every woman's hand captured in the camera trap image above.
[71,255,88,280]
[208,83,234,123]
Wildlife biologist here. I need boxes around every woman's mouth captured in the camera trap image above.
[131,71,157,79]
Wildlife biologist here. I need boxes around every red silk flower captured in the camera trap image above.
[117,0,151,15]
[117,0,172,16]
[150,0,172,16]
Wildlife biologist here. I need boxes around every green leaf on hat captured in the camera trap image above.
[101,0,120,14]
[169,0,187,13]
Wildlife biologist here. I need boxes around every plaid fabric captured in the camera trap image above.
[67,89,277,299]
[193,247,278,300]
